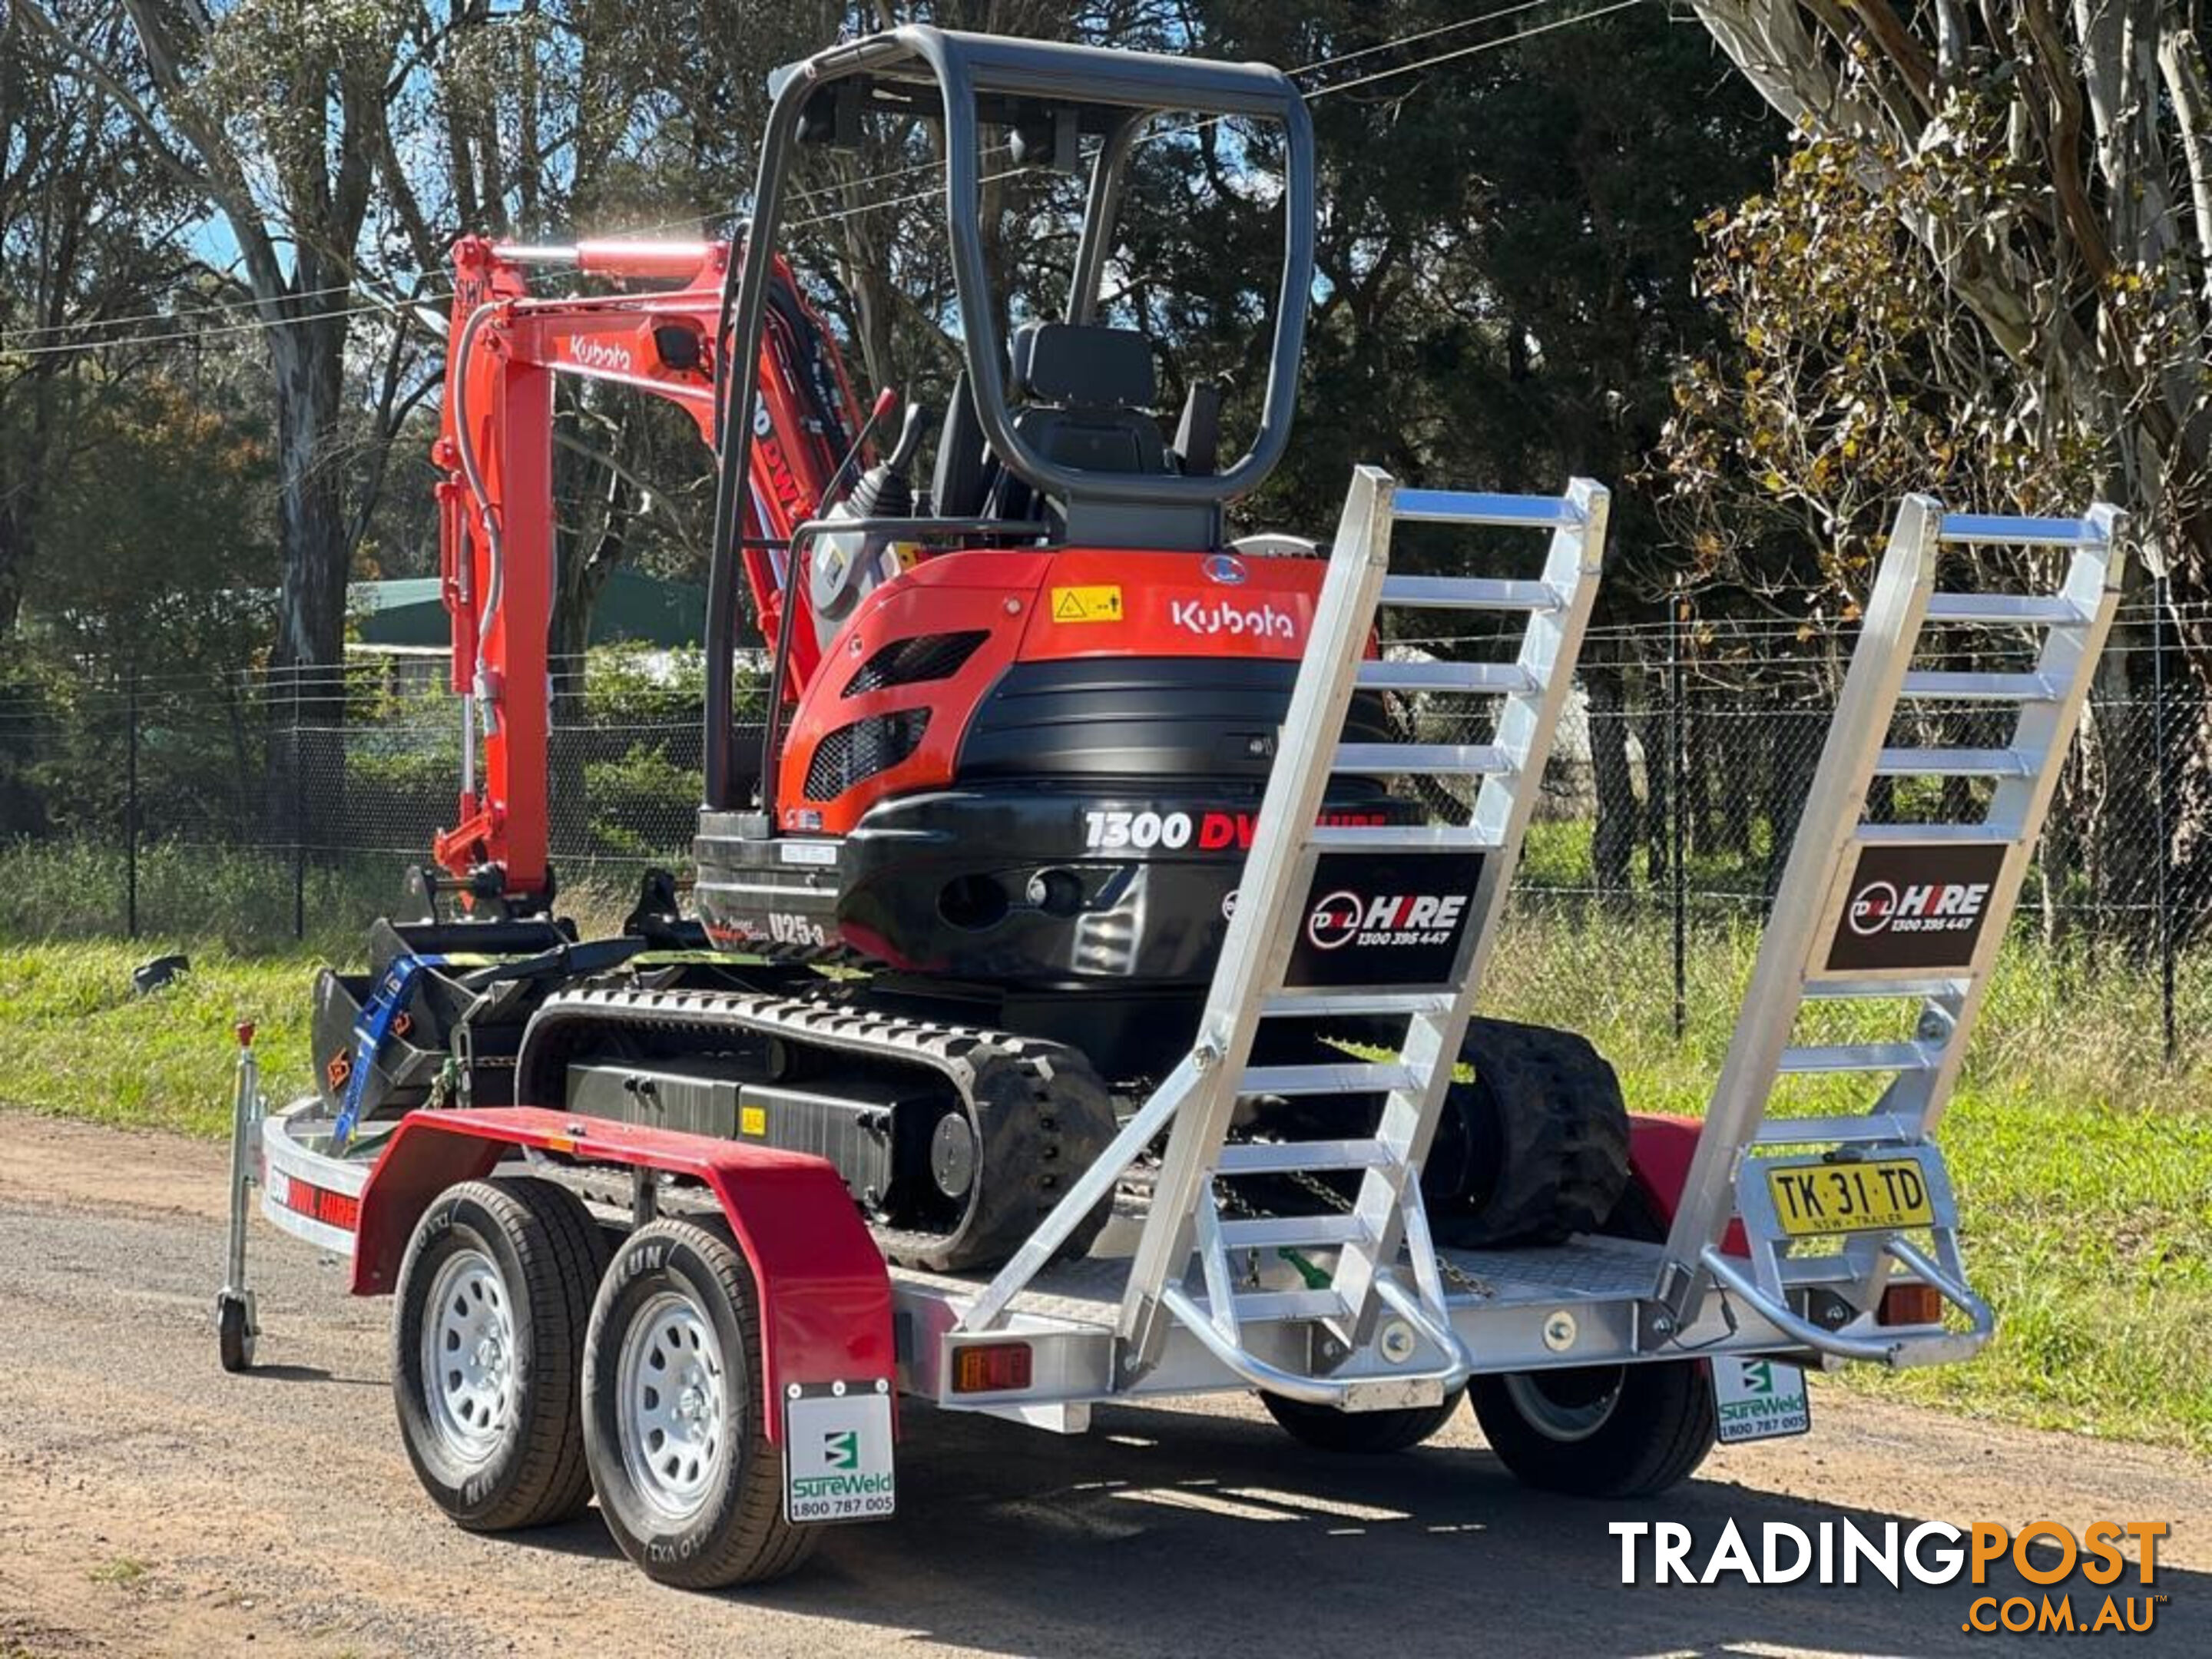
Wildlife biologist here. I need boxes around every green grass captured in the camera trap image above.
[85,1556,149,1589]
[0,939,319,1136]
[1488,903,2212,1453]
[1,896,2205,1454]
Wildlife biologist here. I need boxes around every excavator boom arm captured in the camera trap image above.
[429,234,862,906]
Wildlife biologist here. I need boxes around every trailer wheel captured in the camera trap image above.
[1466,1184,1715,1498]
[216,1293,254,1373]
[392,1178,607,1531]
[582,1218,818,1588]
[1260,1389,1464,1453]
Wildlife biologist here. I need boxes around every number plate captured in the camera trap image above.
[1763,1156,1936,1237]
[783,1384,896,1524]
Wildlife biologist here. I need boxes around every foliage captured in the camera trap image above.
[583,742,700,859]
[1657,136,2103,615]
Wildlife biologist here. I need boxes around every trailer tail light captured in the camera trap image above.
[952,1341,1033,1394]
[1880,1283,1943,1326]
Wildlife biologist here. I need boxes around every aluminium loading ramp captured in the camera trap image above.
[890,483,2125,1426]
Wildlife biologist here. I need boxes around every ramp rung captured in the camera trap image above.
[1239,1062,1420,1098]
[1936,514,2096,548]
[1333,742,1513,777]
[1925,593,2089,625]
[1391,489,1581,528]
[1306,823,1498,853]
[1755,1114,1926,1147]
[1217,1139,1394,1175]
[1356,661,1538,694]
[1899,670,2060,703]
[1230,1288,1350,1323]
[1853,823,2018,846]
[1380,575,1563,613]
[1802,975,1967,1002]
[1219,1214,1371,1250]
[1260,989,1459,1018]
[1874,747,2034,779]
[1777,1041,1939,1075]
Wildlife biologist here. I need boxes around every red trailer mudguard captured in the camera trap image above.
[349,1107,894,1439]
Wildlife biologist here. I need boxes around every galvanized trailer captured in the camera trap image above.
[220,469,2124,1585]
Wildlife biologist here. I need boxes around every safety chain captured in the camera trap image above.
[1211,1156,1495,1301]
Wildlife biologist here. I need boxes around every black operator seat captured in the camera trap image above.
[1007,320,1170,475]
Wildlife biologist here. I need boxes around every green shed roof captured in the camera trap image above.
[350,568,705,648]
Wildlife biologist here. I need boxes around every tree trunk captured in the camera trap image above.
[1587,662,1637,900]
[266,319,353,850]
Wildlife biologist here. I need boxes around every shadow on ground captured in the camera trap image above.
[505,1399,2196,1657]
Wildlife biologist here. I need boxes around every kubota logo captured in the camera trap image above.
[1846,879,1991,938]
[1306,891,1469,951]
[566,335,634,373]
[1168,598,1296,641]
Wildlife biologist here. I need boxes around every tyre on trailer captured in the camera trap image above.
[581,1217,818,1588]
[1260,1388,1465,1454]
[391,1177,609,1531]
[1467,1184,1716,1498]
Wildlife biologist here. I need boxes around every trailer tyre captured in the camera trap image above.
[582,1218,818,1588]
[1260,1389,1464,1453]
[1467,1185,1716,1498]
[392,1178,608,1532]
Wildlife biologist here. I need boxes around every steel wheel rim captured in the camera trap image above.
[421,1246,516,1466]
[1503,1366,1623,1443]
[615,1288,731,1522]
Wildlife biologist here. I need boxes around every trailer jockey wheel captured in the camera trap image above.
[216,1292,256,1373]
[1466,1184,1717,1498]
[391,1178,608,1531]
[581,1219,818,1588]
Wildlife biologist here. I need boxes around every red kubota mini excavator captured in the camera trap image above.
[314,27,1628,1275]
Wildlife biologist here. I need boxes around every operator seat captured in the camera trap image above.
[986,321,1169,523]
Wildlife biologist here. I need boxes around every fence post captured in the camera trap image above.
[125,664,140,939]
[1670,579,1687,1042]
[2154,574,2176,1067]
[292,671,306,942]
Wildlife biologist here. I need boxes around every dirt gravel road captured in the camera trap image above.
[2,1111,2207,1658]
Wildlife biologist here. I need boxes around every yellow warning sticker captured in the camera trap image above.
[1051,584,1124,624]
[740,1104,767,1137]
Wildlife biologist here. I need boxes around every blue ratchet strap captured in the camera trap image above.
[332,954,443,1151]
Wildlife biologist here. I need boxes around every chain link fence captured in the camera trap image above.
[4,614,2207,1065]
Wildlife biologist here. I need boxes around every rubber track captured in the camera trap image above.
[515,986,1117,1273]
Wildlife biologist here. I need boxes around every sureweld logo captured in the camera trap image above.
[1611,1520,2171,1635]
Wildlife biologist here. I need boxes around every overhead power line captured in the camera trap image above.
[2,0,1650,358]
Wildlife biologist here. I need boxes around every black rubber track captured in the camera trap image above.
[1425,1017,1631,1249]
[516,986,1118,1273]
